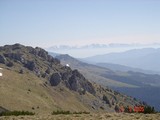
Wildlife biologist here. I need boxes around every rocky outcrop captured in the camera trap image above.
[103,95,110,104]
[6,61,14,67]
[0,55,6,64]
[68,70,96,94]
[3,53,24,63]
[49,69,96,95]
[0,106,8,113]
[45,67,51,74]
[50,73,62,86]
[0,44,96,95]
[35,47,48,60]
[24,61,36,71]
[29,46,60,64]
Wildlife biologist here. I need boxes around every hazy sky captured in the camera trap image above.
[0,0,160,48]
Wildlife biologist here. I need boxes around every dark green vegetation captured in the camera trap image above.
[52,110,90,115]
[143,106,156,114]
[0,111,35,116]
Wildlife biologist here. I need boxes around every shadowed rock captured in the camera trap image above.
[0,106,9,113]
[50,73,62,86]
[6,61,14,67]
[24,61,36,71]
[0,55,6,64]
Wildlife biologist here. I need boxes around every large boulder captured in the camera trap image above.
[103,95,110,105]
[50,73,62,86]
[45,67,51,74]
[6,61,14,67]
[24,61,36,71]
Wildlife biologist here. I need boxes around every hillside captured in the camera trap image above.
[55,54,160,111]
[83,48,160,72]
[96,63,160,75]
[0,44,142,114]
[56,54,136,88]
[56,54,160,88]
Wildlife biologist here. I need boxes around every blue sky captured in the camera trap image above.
[0,0,160,48]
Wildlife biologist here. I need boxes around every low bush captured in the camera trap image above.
[52,110,90,115]
[73,111,90,114]
[144,106,155,114]
[0,110,35,116]
[52,110,71,115]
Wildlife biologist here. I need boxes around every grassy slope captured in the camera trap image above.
[0,65,90,114]
[0,65,140,114]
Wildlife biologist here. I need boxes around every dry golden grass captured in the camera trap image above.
[0,66,90,114]
[0,65,142,114]
[0,113,160,120]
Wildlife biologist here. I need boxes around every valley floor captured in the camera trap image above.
[0,113,160,120]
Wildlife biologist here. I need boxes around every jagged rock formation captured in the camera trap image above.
[0,55,6,64]
[0,44,144,113]
[0,44,96,95]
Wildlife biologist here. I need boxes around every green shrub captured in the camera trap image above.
[52,110,90,115]
[144,106,155,114]
[0,110,35,116]
[52,110,71,115]
[73,111,90,114]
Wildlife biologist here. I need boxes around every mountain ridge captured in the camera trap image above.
[0,44,143,113]
[83,48,160,72]
[55,53,160,111]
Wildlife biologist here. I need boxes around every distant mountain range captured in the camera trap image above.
[55,53,160,111]
[47,43,160,50]
[96,63,160,75]
[83,48,160,73]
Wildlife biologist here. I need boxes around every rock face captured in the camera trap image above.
[50,73,62,86]
[103,95,110,104]
[0,106,8,113]
[24,61,36,71]
[0,44,95,95]
[49,69,96,95]
[3,53,23,63]
[67,70,95,94]
[0,55,6,64]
